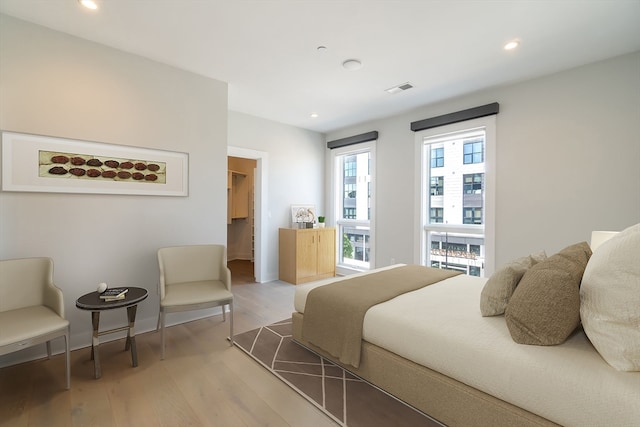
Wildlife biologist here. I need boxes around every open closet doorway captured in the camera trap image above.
[227,147,268,284]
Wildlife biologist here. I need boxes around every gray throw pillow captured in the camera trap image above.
[505,242,591,345]
[480,251,546,317]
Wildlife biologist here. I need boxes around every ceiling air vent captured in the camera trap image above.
[385,82,414,94]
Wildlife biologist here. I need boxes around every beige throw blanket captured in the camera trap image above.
[302,265,461,368]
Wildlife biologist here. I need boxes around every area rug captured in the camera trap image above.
[233,319,443,427]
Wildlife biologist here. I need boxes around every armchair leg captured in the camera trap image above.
[229,302,234,346]
[160,311,166,360]
[46,341,52,359]
[64,328,70,390]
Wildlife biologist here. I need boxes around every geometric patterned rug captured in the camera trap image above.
[233,319,444,427]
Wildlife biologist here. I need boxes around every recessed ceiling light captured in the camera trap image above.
[342,59,363,71]
[79,0,98,10]
[310,113,319,118]
[317,46,327,52]
[504,40,520,51]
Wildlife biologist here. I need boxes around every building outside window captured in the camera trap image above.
[332,141,375,272]
[419,118,494,277]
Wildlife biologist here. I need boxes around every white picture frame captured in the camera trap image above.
[1,131,188,196]
[291,204,316,225]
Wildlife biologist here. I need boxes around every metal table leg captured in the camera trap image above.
[91,311,101,379]
[125,304,139,367]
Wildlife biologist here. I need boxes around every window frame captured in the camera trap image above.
[328,140,376,275]
[413,116,496,276]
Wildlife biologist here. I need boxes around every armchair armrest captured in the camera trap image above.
[219,251,232,291]
[43,282,65,318]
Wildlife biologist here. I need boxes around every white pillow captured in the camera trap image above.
[580,223,640,371]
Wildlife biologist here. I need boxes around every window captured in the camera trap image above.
[343,207,356,219]
[430,176,444,196]
[344,183,356,199]
[415,115,496,277]
[430,207,443,223]
[463,139,483,164]
[344,157,357,176]
[331,141,375,273]
[463,173,483,194]
[431,147,444,168]
[463,207,483,224]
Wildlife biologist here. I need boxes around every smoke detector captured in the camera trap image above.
[342,59,363,71]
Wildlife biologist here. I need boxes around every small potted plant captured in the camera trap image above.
[317,216,325,228]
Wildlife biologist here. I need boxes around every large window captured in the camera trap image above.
[415,116,495,276]
[331,141,375,273]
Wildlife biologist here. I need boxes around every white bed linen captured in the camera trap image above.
[295,269,640,427]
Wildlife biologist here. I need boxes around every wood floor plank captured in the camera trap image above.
[0,362,31,427]
[27,356,72,426]
[0,271,338,427]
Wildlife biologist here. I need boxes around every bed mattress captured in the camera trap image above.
[294,266,640,427]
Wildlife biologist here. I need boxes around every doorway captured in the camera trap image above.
[227,156,256,281]
[227,146,268,283]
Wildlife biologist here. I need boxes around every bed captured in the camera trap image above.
[291,226,640,426]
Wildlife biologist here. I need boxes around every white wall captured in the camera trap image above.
[0,15,228,366]
[327,52,640,269]
[228,111,326,281]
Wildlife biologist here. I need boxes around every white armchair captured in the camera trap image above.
[0,257,70,389]
[157,245,234,359]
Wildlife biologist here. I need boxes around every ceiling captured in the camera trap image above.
[1,1,639,134]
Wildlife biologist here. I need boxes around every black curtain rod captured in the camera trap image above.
[410,103,499,132]
[327,131,378,149]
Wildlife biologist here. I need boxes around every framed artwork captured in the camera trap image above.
[291,205,316,225]
[1,131,188,196]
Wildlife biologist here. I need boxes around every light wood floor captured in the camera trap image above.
[0,270,338,427]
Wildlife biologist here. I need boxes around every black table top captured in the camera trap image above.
[76,286,148,310]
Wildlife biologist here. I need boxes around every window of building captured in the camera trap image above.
[344,183,357,199]
[430,176,444,196]
[431,147,444,168]
[463,173,483,194]
[463,207,483,224]
[344,157,357,177]
[430,207,443,223]
[343,207,356,219]
[463,139,483,164]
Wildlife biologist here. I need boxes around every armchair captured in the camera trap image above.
[157,245,234,359]
[0,257,70,389]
